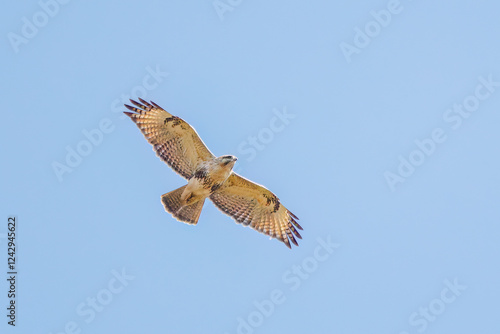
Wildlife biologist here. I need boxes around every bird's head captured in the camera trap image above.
[217,155,238,168]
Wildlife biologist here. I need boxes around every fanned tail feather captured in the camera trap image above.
[161,186,205,225]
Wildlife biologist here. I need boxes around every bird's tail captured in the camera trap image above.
[161,185,205,225]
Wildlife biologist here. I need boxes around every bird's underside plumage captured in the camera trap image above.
[124,98,302,248]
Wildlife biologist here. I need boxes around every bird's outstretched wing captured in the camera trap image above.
[124,99,215,179]
[209,173,302,248]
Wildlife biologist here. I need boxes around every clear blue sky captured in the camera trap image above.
[2,1,500,333]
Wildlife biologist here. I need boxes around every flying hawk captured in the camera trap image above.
[124,99,302,248]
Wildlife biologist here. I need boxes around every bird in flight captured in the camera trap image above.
[124,99,302,248]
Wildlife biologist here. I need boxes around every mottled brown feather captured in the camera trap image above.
[124,99,214,179]
[210,173,301,248]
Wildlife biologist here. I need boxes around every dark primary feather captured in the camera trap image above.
[209,173,302,248]
[124,99,214,179]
